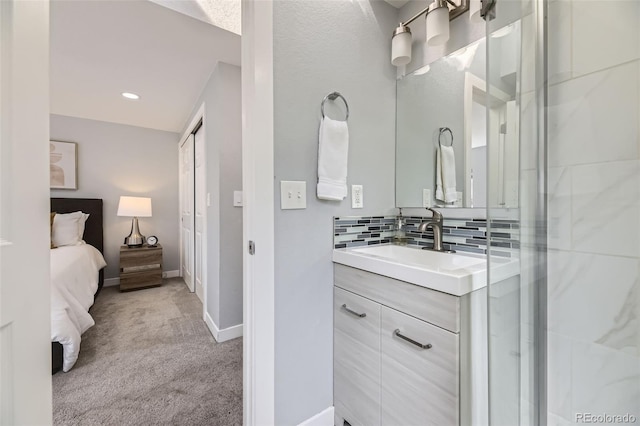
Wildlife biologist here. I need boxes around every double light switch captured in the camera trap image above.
[280,181,307,210]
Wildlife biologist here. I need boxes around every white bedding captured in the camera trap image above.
[50,244,107,372]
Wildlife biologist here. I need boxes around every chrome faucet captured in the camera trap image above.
[418,208,455,253]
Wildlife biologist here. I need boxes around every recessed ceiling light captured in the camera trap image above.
[121,92,140,100]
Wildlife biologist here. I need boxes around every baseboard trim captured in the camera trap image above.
[297,407,334,426]
[103,270,180,288]
[103,277,119,287]
[204,312,243,343]
[164,270,180,279]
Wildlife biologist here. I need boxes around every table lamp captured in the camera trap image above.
[117,196,152,247]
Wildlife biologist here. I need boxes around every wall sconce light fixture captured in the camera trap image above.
[391,0,469,66]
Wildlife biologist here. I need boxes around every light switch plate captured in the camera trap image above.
[280,181,307,210]
[233,191,243,207]
[422,189,431,208]
[351,185,363,209]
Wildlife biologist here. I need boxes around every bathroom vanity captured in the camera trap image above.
[332,245,518,426]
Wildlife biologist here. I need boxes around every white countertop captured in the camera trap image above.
[332,244,519,296]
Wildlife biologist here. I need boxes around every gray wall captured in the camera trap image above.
[273,1,398,423]
[181,62,243,330]
[50,114,180,279]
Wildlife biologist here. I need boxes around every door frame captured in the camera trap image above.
[0,0,52,423]
[463,72,510,208]
[242,0,276,423]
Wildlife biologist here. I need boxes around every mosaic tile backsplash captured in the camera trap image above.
[333,216,397,248]
[334,215,520,258]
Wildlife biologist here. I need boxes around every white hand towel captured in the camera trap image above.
[435,145,457,204]
[317,116,349,201]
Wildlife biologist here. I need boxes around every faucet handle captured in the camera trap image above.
[425,207,443,221]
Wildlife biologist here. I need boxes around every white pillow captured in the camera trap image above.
[52,211,90,247]
[78,212,89,241]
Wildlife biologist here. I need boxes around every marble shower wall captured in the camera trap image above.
[546,1,640,423]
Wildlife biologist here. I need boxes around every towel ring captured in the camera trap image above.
[321,92,349,121]
[439,127,453,147]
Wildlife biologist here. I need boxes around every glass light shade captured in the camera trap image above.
[391,31,412,66]
[426,6,450,46]
[469,0,483,23]
[117,196,152,217]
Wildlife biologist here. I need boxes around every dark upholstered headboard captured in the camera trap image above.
[51,198,104,290]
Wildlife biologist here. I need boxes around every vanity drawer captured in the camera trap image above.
[381,306,459,426]
[334,287,381,426]
[334,264,460,333]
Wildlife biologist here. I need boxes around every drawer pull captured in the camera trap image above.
[341,304,366,318]
[394,329,432,350]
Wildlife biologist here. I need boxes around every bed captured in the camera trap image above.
[51,198,106,374]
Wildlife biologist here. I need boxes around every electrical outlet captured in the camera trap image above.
[454,191,463,207]
[422,189,431,208]
[351,185,363,208]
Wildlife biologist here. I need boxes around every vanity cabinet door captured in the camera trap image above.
[381,306,460,426]
[334,287,381,426]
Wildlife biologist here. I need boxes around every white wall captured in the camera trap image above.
[50,114,180,279]
[181,62,243,331]
[272,1,398,423]
[545,1,640,422]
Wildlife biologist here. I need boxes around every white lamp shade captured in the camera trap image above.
[426,6,450,46]
[469,0,483,23]
[391,31,412,66]
[117,196,152,217]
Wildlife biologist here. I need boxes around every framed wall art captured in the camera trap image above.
[50,140,78,190]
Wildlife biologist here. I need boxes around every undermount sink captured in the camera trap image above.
[332,244,519,296]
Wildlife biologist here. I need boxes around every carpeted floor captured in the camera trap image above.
[53,277,243,426]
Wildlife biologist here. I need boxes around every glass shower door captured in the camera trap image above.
[486,0,545,424]
[486,0,640,425]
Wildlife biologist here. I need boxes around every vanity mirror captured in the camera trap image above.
[396,21,521,209]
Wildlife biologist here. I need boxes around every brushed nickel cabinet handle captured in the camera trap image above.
[341,304,366,318]
[394,329,432,349]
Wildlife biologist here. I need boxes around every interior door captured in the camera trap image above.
[194,126,205,303]
[0,0,53,423]
[179,134,195,292]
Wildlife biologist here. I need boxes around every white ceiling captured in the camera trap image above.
[50,0,241,133]
[149,0,241,35]
[384,0,411,9]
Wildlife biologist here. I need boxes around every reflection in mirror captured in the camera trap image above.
[395,21,521,209]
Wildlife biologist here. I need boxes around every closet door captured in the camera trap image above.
[194,126,205,302]
[179,134,195,292]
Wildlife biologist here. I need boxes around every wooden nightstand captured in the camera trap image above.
[119,244,163,291]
